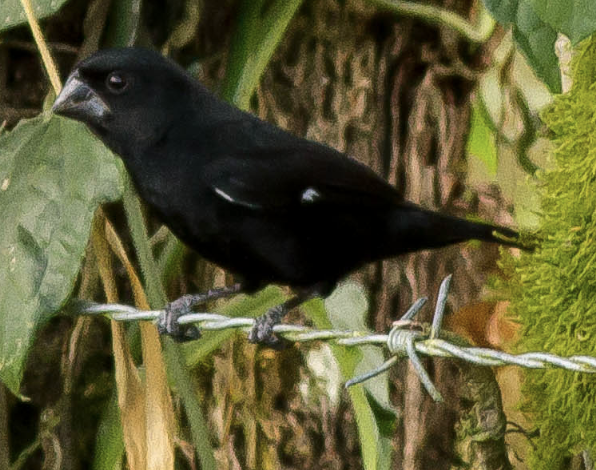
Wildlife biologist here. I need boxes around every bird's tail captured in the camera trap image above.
[449,216,523,249]
[387,206,527,255]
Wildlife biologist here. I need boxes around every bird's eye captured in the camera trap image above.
[106,72,130,93]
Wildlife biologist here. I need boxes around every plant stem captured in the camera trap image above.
[18,0,62,94]
[122,178,217,470]
[370,0,495,43]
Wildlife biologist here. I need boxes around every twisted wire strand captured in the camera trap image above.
[75,275,596,401]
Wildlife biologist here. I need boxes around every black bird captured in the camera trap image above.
[52,47,522,345]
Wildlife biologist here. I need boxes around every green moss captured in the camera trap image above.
[505,36,596,468]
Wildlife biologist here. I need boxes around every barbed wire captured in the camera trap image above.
[76,275,596,402]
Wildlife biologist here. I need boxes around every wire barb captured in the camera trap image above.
[74,276,596,401]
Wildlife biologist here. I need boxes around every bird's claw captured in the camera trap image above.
[248,310,286,350]
[158,296,201,342]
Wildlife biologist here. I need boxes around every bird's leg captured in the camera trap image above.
[158,283,243,342]
[248,289,319,347]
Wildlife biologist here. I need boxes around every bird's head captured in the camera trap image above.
[52,47,197,156]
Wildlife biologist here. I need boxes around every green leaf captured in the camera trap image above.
[483,0,562,92]
[529,0,596,45]
[221,0,304,109]
[103,0,143,48]
[303,283,397,470]
[0,114,123,395]
[0,0,70,32]
[513,2,561,93]
[92,390,124,470]
[467,102,498,176]
[483,0,520,23]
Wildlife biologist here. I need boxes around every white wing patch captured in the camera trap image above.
[213,187,262,209]
[301,187,320,204]
[213,185,321,208]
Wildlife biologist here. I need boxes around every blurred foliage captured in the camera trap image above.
[467,32,552,229]
[220,0,303,108]
[501,35,596,468]
[467,102,498,176]
[483,0,596,92]
[529,0,596,45]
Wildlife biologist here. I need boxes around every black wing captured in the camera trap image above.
[202,142,404,212]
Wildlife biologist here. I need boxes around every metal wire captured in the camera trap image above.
[75,276,596,402]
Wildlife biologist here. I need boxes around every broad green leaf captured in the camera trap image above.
[483,0,562,92]
[483,0,520,23]
[467,102,498,176]
[513,1,561,93]
[0,0,70,32]
[304,283,397,470]
[529,0,596,45]
[0,114,123,394]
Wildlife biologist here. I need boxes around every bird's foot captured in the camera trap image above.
[158,295,201,342]
[158,285,243,342]
[248,304,287,349]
